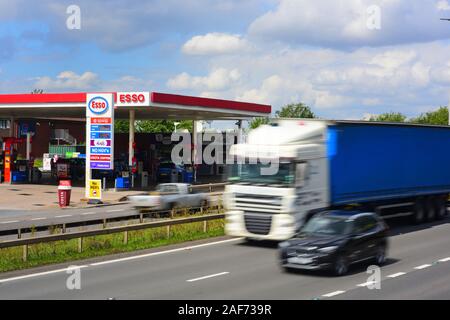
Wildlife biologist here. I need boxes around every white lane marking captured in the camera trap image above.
[439,257,450,262]
[106,209,124,213]
[55,215,72,218]
[414,264,431,270]
[322,290,346,298]
[0,220,19,224]
[387,272,406,278]
[31,217,47,221]
[81,212,96,215]
[90,237,244,266]
[356,281,377,287]
[187,272,229,282]
[0,265,88,284]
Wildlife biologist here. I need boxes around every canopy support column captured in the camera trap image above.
[129,109,135,188]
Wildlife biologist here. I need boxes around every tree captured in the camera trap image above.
[114,120,129,133]
[409,107,448,125]
[249,117,270,129]
[275,102,316,118]
[368,112,406,122]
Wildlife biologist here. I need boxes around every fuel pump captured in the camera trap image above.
[2,137,25,183]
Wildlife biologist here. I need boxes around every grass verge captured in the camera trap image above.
[0,219,225,273]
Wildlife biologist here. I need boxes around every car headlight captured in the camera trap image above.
[317,246,339,253]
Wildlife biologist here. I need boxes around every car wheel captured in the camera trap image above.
[333,255,349,276]
[374,245,387,266]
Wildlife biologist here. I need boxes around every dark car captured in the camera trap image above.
[157,161,186,182]
[278,210,389,276]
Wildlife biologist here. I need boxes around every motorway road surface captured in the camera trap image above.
[0,217,449,299]
[0,203,156,232]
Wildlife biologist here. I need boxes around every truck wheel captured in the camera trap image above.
[436,196,447,220]
[412,199,425,224]
[426,197,437,221]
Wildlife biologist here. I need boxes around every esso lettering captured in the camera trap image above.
[119,93,145,104]
[91,101,106,109]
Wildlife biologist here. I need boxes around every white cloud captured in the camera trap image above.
[369,50,417,69]
[166,40,450,119]
[237,74,351,109]
[248,0,450,49]
[167,68,241,90]
[182,33,247,55]
[437,0,450,11]
[34,71,98,91]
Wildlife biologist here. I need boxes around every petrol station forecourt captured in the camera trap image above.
[0,91,271,203]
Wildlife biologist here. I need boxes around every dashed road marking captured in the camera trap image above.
[55,215,72,218]
[81,212,96,215]
[31,217,47,221]
[0,220,19,224]
[387,272,406,278]
[414,264,431,270]
[438,257,450,262]
[187,272,229,282]
[106,209,124,213]
[322,290,345,297]
[356,281,378,287]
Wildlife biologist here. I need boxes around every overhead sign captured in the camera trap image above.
[116,91,150,107]
[89,179,102,200]
[86,93,114,170]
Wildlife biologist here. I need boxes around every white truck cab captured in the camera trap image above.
[224,119,330,240]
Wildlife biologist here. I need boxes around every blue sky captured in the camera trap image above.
[3,0,450,124]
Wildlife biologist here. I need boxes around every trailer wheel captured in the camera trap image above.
[412,199,425,224]
[436,196,447,220]
[426,197,437,221]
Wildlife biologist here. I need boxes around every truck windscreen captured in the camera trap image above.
[228,162,294,186]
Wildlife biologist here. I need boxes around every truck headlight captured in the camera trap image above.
[318,246,339,253]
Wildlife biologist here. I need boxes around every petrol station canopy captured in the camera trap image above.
[0,91,271,120]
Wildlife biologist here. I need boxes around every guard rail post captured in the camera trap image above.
[22,245,28,262]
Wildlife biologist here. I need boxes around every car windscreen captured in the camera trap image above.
[157,185,178,193]
[301,216,352,236]
[159,162,174,169]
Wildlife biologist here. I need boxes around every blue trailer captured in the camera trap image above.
[224,119,450,240]
[329,122,450,203]
[327,121,450,223]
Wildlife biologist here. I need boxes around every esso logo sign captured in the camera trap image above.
[116,92,149,106]
[88,97,109,115]
[119,93,145,104]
